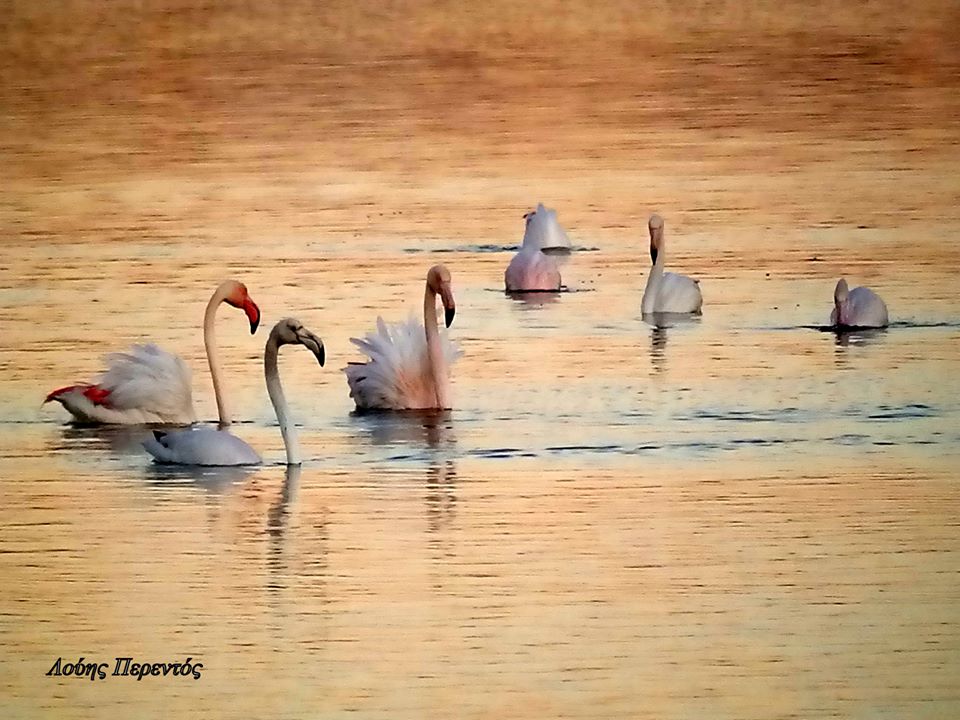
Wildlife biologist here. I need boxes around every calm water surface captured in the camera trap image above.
[2,5,959,718]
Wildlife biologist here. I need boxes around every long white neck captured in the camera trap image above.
[264,336,300,465]
[203,287,231,426]
[641,236,666,314]
[423,285,448,409]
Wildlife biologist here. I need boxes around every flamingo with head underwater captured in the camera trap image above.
[504,203,568,292]
[830,279,889,328]
[44,280,260,425]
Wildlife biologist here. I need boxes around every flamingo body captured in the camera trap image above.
[644,271,703,314]
[45,344,193,424]
[143,426,261,466]
[346,316,461,410]
[831,279,888,328]
[504,203,568,292]
[505,249,561,292]
[346,265,461,411]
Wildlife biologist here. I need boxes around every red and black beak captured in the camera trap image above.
[439,284,456,328]
[244,297,261,334]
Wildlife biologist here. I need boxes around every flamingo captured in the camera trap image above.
[505,203,566,292]
[641,214,703,315]
[830,279,889,328]
[143,318,325,466]
[44,280,260,425]
[346,264,461,410]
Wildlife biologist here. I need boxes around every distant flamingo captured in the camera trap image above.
[144,318,325,466]
[641,214,703,314]
[44,280,260,425]
[346,265,461,410]
[505,203,566,292]
[830,279,889,328]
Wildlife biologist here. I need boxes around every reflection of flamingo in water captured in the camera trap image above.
[144,319,325,466]
[44,280,260,425]
[830,279,889,328]
[346,265,461,410]
[641,215,703,315]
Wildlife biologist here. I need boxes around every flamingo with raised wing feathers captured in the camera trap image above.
[44,280,260,425]
[346,265,461,410]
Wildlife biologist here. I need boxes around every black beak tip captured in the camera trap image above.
[650,248,658,265]
[445,307,456,328]
[317,346,326,367]
[250,317,260,335]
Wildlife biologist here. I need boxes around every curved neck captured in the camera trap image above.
[641,240,666,314]
[265,337,300,465]
[423,284,448,409]
[203,287,231,426]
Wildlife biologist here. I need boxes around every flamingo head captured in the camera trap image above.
[271,318,325,366]
[222,280,261,334]
[833,278,850,325]
[648,214,664,265]
[427,264,456,327]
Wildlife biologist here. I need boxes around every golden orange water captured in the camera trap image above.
[1,2,959,718]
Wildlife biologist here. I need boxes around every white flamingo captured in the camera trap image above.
[641,214,703,315]
[346,265,461,410]
[505,203,569,292]
[830,279,889,328]
[143,318,325,466]
[44,280,260,425]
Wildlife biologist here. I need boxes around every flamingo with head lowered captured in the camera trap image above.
[504,203,567,292]
[641,214,703,315]
[144,318,325,466]
[346,264,461,410]
[830,279,889,328]
[44,280,260,425]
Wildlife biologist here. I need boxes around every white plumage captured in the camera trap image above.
[641,214,703,315]
[830,279,889,328]
[143,425,262,466]
[522,203,573,253]
[45,279,260,425]
[346,316,462,410]
[49,344,194,425]
[504,203,566,292]
[346,265,461,411]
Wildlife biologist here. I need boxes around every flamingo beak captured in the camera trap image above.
[244,297,261,334]
[299,331,325,367]
[440,284,456,328]
[650,244,658,265]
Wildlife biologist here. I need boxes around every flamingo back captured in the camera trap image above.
[345,316,462,410]
[99,344,194,421]
[143,426,261,466]
[644,271,703,314]
[505,249,562,292]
